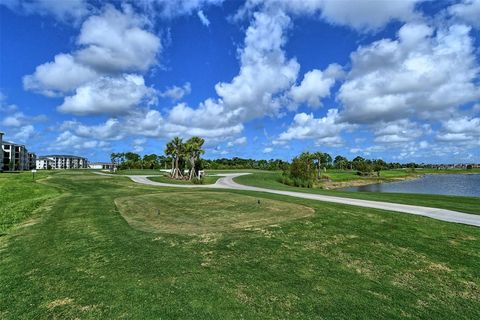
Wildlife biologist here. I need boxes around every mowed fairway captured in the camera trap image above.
[1,171,479,319]
[115,192,314,234]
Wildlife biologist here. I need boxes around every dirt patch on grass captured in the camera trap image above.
[114,191,314,235]
[47,298,75,309]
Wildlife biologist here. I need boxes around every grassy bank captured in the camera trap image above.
[233,172,480,215]
[0,171,60,234]
[1,171,479,319]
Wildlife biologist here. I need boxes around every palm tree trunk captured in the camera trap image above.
[189,157,196,180]
[175,157,179,179]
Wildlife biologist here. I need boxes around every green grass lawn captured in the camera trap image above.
[234,172,480,215]
[115,191,313,234]
[1,171,479,319]
[148,175,221,185]
[319,169,413,181]
[0,171,60,235]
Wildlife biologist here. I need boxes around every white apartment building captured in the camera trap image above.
[1,139,30,171]
[36,155,88,170]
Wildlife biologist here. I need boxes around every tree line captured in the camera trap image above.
[201,158,289,171]
[283,151,408,188]
[110,152,169,170]
[110,153,290,172]
[111,136,428,187]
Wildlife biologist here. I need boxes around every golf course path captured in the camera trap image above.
[96,172,480,227]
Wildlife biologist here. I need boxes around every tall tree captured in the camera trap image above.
[143,154,158,169]
[288,152,316,186]
[168,137,185,179]
[110,153,117,166]
[324,153,332,167]
[334,155,348,170]
[124,152,141,169]
[165,141,175,176]
[185,136,205,180]
[312,152,324,178]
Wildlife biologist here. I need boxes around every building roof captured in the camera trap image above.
[2,140,25,146]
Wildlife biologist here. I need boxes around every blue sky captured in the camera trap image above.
[0,0,479,163]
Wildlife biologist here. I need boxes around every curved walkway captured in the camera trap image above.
[96,172,480,227]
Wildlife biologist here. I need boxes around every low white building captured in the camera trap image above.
[89,162,116,170]
[36,155,88,170]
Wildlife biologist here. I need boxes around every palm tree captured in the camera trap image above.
[185,136,205,180]
[165,141,175,177]
[168,137,185,179]
[312,151,324,178]
[110,152,119,167]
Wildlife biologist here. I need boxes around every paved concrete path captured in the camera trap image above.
[96,172,480,227]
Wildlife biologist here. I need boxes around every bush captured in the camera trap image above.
[192,177,204,184]
[354,161,373,175]
[356,171,372,176]
[319,173,330,180]
[280,175,313,188]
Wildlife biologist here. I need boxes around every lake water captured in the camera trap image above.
[341,174,480,197]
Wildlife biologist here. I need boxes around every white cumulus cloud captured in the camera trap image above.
[240,0,423,32]
[275,109,351,146]
[448,0,480,28]
[1,0,90,24]
[58,74,156,116]
[23,53,98,95]
[75,5,161,73]
[289,63,343,108]
[338,23,480,124]
[24,5,161,102]
[197,10,210,26]
[160,83,191,101]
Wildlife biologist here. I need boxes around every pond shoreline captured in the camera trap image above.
[336,173,480,197]
[322,174,420,190]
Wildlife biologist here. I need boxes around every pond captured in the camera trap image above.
[340,174,480,197]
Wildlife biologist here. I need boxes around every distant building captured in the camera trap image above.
[89,162,116,170]
[36,157,54,170]
[1,139,30,171]
[36,155,88,170]
[28,152,37,170]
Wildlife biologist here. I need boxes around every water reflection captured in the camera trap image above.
[341,174,480,197]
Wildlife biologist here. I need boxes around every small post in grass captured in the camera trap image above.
[31,169,37,182]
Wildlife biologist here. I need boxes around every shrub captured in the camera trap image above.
[192,177,204,184]
[280,175,313,188]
